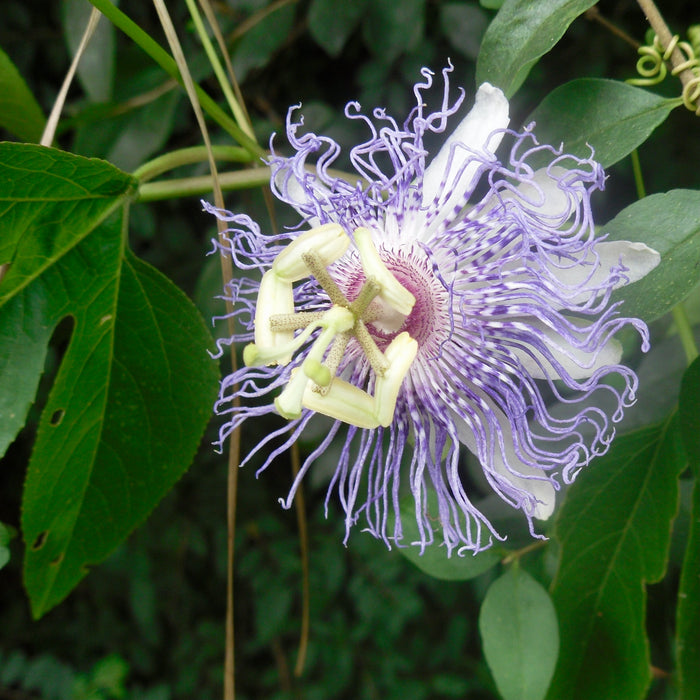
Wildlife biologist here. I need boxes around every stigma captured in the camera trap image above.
[243,224,419,427]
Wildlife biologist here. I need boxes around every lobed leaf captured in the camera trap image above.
[21,228,219,617]
[0,143,135,456]
[475,0,596,97]
[547,417,686,700]
[0,47,46,142]
[604,190,700,323]
[480,567,559,700]
[525,79,678,169]
[0,143,218,616]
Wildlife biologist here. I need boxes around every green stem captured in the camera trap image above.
[673,304,700,364]
[184,0,253,141]
[87,0,265,158]
[133,145,251,182]
[630,149,647,199]
[136,167,271,201]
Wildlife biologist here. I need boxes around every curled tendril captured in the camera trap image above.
[627,31,700,113]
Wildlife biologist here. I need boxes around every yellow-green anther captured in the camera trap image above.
[374,332,418,426]
[303,359,331,387]
[272,223,350,282]
[275,368,310,420]
[245,320,320,367]
[354,227,416,316]
[300,307,354,386]
[302,377,381,429]
[254,270,295,361]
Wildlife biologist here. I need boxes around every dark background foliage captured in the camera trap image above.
[1,0,699,698]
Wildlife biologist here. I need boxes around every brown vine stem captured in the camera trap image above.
[584,6,640,50]
[636,0,700,114]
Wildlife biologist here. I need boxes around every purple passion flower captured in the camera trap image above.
[205,66,659,555]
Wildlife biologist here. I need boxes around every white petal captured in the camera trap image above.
[272,168,325,228]
[551,240,660,305]
[422,83,509,212]
[451,406,556,521]
[511,317,623,380]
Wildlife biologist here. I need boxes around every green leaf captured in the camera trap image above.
[479,567,559,700]
[547,416,686,700]
[308,0,368,57]
[677,477,700,700]
[679,356,700,474]
[0,46,46,142]
[0,143,136,457]
[62,0,116,103]
[604,190,700,323]
[21,229,219,616]
[362,0,426,64]
[475,0,596,97]
[525,79,678,169]
[0,143,217,615]
[396,491,500,580]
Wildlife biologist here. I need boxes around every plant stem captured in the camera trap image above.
[133,146,251,182]
[672,304,700,365]
[635,0,700,114]
[137,167,271,201]
[87,0,265,157]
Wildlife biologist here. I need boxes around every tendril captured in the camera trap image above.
[627,30,700,113]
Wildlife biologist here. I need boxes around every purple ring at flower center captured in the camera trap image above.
[340,244,450,355]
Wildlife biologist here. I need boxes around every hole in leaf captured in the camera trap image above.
[50,553,64,566]
[32,531,48,550]
[50,409,65,425]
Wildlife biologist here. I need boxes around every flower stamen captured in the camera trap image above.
[245,224,419,426]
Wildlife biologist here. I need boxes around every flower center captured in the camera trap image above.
[342,245,449,354]
[242,224,420,428]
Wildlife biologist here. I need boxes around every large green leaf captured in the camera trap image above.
[480,567,559,700]
[22,228,219,617]
[0,47,46,142]
[475,0,596,97]
[676,477,700,700]
[525,79,678,169]
[604,190,700,323]
[0,143,218,616]
[0,143,136,456]
[547,417,686,700]
[677,357,700,699]
[396,491,500,580]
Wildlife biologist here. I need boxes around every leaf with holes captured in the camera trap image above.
[547,416,685,700]
[0,143,218,616]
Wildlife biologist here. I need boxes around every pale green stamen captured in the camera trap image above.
[248,223,419,428]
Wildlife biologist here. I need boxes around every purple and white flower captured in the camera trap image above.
[205,65,659,555]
